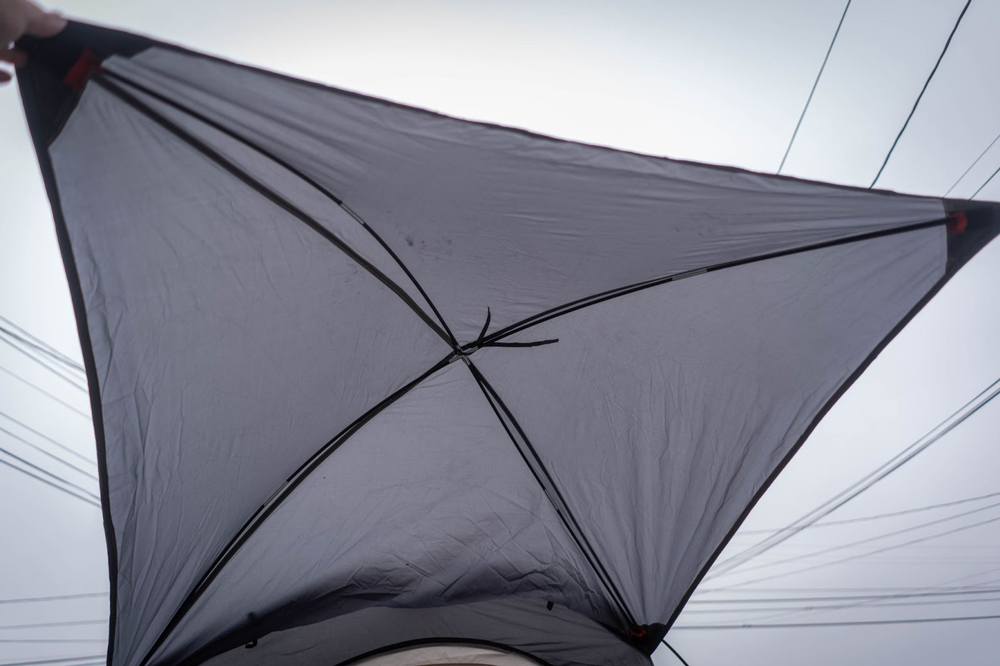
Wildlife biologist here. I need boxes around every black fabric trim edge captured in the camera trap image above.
[17,66,119,666]
[70,19,950,203]
[661,210,1000,637]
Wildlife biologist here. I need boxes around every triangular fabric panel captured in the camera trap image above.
[474,227,944,623]
[148,361,618,666]
[15,21,1000,666]
[99,47,948,343]
[46,79,453,664]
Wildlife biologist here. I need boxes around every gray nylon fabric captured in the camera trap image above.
[475,228,944,622]
[104,49,945,342]
[151,361,618,666]
[35,39,960,666]
[49,84,452,666]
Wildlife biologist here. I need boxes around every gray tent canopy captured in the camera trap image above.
[16,21,1000,666]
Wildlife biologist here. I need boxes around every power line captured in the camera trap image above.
[0,454,101,507]
[870,0,972,188]
[0,443,99,500]
[0,336,88,392]
[0,657,105,666]
[777,0,852,174]
[717,498,1000,577]
[710,375,1000,576]
[0,410,96,466]
[661,639,691,666]
[688,587,1000,605]
[0,619,106,630]
[738,490,1000,534]
[684,594,1000,614]
[719,512,1000,589]
[0,639,106,643]
[971,161,1000,199]
[0,591,107,605]
[0,316,84,370]
[0,322,85,375]
[0,425,98,480]
[943,129,1000,196]
[0,366,91,419]
[674,613,1000,630]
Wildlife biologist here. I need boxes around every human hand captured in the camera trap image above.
[1,0,66,85]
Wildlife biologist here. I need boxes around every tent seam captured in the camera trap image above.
[97,68,462,351]
[91,73,456,350]
[471,214,957,347]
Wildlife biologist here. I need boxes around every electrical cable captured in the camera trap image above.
[0,591,108,604]
[717,512,1000,589]
[0,454,101,507]
[0,425,98,479]
[0,410,96,466]
[661,639,691,666]
[0,322,84,374]
[674,612,1000,629]
[0,366,90,418]
[710,375,1000,576]
[0,336,88,392]
[943,129,1000,196]
[777,0,852,174]
[870,0,972,187]
[0,619,106,630]
[714,498,1000,577]
[736,490,1000,534]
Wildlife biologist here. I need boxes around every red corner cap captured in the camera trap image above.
[63,48,103,91]
[629,626,648,638]
[947,210,969,234]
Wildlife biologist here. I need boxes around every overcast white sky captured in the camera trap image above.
[2,1,1000,665]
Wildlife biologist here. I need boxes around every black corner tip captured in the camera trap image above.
[16,20,156,146]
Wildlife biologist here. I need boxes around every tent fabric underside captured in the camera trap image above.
[15,20,1000,666]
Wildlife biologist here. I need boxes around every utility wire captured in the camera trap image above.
[0,366,90,419]
[696,582,1000,594]
[0,410,96,466]
[0,657,105,666]
[0,336,88,392]
[719,513,1000,589]
[777,0,852,174]
[710,375,1000,576]
[674,613,1000,629]
[0,425,98,480]
[688,587,1000,605]
[943,129,1000,196]
[971,161,1000,199]
[0,323,84,374]
[870,0,972,188]
[716,498,1000,577]
[0,619,106,630]
[684,594,1000,614]
[0,591,107,604]
[661,640,691,666]
[0,316,84,370]
[0,639,106,644]
[0,443,99,499]
[0,454,101,507]
[737,490,1000,534]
